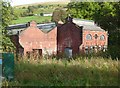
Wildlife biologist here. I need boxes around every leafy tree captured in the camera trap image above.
[22,7,26,9]
[67,2,100,20]
[93,2,120,59]
[12,9,19,20]
[27,6,36,14]
[1,1,15,52]
[67,2,120,59]
[52,8,67,24]
[40,13,43,16]
[37,4,43,8]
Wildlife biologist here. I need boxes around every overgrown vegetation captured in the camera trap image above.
[2,56,119,86]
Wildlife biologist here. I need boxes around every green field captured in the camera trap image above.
[12,1,68,25]
[12,16,51,24]
[2,56,119,86]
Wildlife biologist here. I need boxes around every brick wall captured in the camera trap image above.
[19,21,57,55]
[80,30,108,53]
[57,22,82,55]
[18,20,108,56]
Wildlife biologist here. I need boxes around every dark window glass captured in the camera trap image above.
[94,34,98,39]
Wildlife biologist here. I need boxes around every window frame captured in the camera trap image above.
[86,34,92,40]
[100,35,105,40]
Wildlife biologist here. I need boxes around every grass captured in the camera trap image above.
[2,56,119,86]
[12,16,51,24]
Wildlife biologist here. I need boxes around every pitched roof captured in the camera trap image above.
[37,23,56,33]
[73,18,105,31]
[7,22,56,35]
[6,18,105,35]
[6,23,27,30]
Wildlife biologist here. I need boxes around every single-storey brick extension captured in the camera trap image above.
[7,17,108,57]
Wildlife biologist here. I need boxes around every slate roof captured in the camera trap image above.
[37,22,56,33]
[6,23,27,30]
[7,22,56,35]
[6,18,105,35]
[73,18,105,31]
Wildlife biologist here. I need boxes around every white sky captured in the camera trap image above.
[8,0,120,6]
[10,0,64,6]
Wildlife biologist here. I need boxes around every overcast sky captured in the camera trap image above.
[11,0,64,6]
[10,0,119,6]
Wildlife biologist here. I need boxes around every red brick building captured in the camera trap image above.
[73,18,108,54]
[19,21,57,55]
[8,17,108,57]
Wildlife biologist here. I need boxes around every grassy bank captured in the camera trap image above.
[2,56,119,86]
[12,16,51,24]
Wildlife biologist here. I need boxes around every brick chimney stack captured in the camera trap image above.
[65,14,73,23]
[29,21,37,27]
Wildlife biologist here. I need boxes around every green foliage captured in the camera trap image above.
[2,2,12,27]
[13,3,67,18]
[27,6,36,14]
[67,2,120,59]
[93,2,120,59]
[22,7,26,9]
[51,8,68,23]
[2,1,15,52]
[67,2,99,20]
[2,36,15,52]
[93,2,119,31]
[12,8,26,18]
[40,13,43,16]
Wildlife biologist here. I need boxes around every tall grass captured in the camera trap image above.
[2,55,119,86]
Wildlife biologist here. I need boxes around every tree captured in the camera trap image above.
[27,6,36,14]
[1,1,15,52]
[93,2,120,59]
[52,8,67,24]
[67,1,120,59]
[67,2,100,20]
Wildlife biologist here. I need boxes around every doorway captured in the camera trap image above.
[64,47,72,58]
[32,49,42,59]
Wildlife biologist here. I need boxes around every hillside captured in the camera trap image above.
[13,0,70,8]
[12,1,69,25]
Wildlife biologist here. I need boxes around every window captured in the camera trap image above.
[100,35,105,40]
[94,34,98,39]
[86,34,92,40]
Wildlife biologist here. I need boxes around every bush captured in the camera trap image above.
[107,45,120,60]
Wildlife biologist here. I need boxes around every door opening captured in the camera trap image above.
[64,47,72,58]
